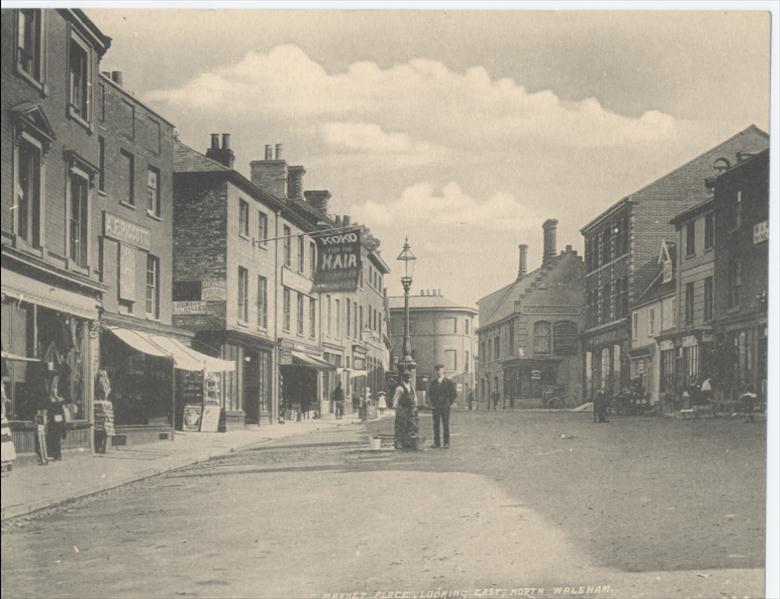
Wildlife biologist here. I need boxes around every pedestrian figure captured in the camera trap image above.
[332,381,345,419]
[491,390,500,411]
[467,390,474,411]
[740,384,758,423]
[377,391,387,416]
[392,370,418,450]
[428,365,457,448]
[593,387,608,423]
[94,369,115,454]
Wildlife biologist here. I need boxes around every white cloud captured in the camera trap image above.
[351,181,544,231]
[146,44,687,151]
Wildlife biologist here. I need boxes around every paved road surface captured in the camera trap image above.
[1,411,766,598]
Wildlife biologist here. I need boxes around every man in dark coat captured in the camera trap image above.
[593,386,609,423]
[332,381,345,419]
[428,364,457,448]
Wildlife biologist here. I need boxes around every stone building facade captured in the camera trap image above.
[580,125,769,400]
[477,221,585,408]
[388,290,477,409]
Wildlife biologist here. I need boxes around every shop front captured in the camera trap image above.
[279,343,334,421]
[100,324,235,444]
[715,317,767,404]
[1,267,100,463]
[503,358,560,408]
[583,325,630,398]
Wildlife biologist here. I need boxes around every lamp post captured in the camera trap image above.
[396,237,417,375]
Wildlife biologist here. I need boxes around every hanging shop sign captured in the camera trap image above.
[753,220,768,244]
[313,228,362,292]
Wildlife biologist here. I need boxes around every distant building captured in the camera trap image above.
[388,290,477,408]
[629,241,677,406]
[477,221,585,408]
[711,149,769,403]
[580,125,768,400]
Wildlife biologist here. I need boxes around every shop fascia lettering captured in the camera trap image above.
[103,212,151,251]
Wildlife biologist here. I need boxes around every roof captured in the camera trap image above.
[70,9,112,55]
[633,268,675,308]
[99,73,176,128]
[580,124,769,233]
[476,264,543,326]
[388,294,477,314]
[714,147,770,181]
[670,197,714,227]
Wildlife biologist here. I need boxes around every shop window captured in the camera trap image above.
[309,297,316,338]
[238,199,249,238]
[69,170,89,268]
[533,321,551,354]
[283,225,292,266]
[15,136,43,248]
[17,9,43,81]
[146,167,160,217]
[237,266,248,323]
[660,349,675,393]
[256,275,268,329]
[120,150,134,205]
[704,213,714,250]
[68,34,90,123]
[283,288,291,331]
[296,292,304,335]
[257,211,268,247]
[685,221,696,257]
[146,254,160,319]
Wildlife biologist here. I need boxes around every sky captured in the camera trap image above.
[88,7,772,307]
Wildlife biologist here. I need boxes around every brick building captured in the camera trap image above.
[580,125,768,400]
[172,136,286,429]
[389,290,477,409]
[477,221,585,408]
[2,9,111,456]
[711,149,769,404]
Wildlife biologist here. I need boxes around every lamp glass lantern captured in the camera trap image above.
[396,237,417,286]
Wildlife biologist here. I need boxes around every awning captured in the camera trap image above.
[106,327,235,372]
[1,350,40,363]
[2,269,99,320]
[149,335,235,372]
[336,367,369,377]
[291,351,335,371]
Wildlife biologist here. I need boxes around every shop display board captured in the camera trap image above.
[182,404,203,431]
[200,405,221,432]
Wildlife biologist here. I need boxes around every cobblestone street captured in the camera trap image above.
[1,411,766,599]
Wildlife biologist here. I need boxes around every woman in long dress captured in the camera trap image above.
[392,371,418,449]
[1,381,16,472]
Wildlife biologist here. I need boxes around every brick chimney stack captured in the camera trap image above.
[287,166,305,201]
[542,219,558,266]
[304,190,331,214]
[205,133,235,169]
[250,142,288,199]
[517,244,528,278]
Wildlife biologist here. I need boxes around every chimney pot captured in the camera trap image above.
[342,215,351,227]
[206,133,235,169]
[210,134,220,150]
[111,70,123,86]
[275,143,283,160]
[517,244,528,278]
[222,133,231,150]
[264,144,273,160]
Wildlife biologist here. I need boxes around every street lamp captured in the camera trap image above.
[396,237,417,374]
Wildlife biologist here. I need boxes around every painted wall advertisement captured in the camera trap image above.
[313,228,362,292]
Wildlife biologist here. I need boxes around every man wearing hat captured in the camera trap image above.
[428,364,457,448]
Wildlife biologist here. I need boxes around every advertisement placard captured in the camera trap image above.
[313,228,362,292]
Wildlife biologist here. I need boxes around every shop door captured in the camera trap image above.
[243,349,260,425]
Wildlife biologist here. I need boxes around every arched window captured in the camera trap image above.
[533,321,551,354]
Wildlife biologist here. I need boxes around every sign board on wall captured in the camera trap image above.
[753,221,768,244]
[201,280,226,302]
[103,212,151,251]
[118,244,136,302]
[173,301,208,315]
[313,228,362,292]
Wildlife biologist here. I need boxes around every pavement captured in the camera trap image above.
[1,412,374,522]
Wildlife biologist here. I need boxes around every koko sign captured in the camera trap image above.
[313,228,362,292]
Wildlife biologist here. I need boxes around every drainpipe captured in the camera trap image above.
[273,210,281,423]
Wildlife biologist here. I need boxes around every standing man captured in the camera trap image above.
[491,389,500,411]
[428,364,457,448]
[332,380,345,420]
